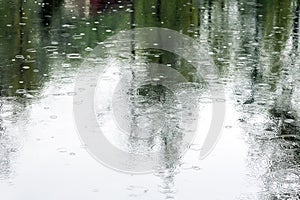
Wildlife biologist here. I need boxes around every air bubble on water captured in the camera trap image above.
[198,97,213,103]
[215,98,226,102]
[125,8,133,13]
[26,48,37,53]
[15,89,27,94]
[192,166,201,171]
[50,115,58,119]
[57,147,67,153]
[67,53,82,59]
[15,55,24,59]
[179,162,193,170]
[284,119,295,124]
[72,34,82,40]
[62,63,71,68]
[67,92,77,96]
[51,41,58,45]
[85,47,93,51]
[189,144,202,151]
[80,144,88,149]
[92,189,99,193]
[22,66,30,70]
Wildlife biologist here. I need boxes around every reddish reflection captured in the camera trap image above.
[90,0,131,14]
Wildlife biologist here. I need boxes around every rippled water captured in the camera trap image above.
[1,0,300,199]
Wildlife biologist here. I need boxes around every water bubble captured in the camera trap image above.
[67,53,82,59]
[62,63,71,68]
[284,119,295,124]
[50,115,58,119]
[179,162,193,170]
[57,147,67,153]
[67,92,77,96]
[15,55,24,59]
[189,144,202,151]
[26,48,37,53]
[85,47,93,51]
[198,97,213,103]
[15,89,27,94]
[22,66,30,70]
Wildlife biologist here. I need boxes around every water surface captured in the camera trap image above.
[0,0,300,199]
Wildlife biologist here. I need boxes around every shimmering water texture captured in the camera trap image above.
[0,0,300,200]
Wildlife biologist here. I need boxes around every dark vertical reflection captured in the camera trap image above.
[41,0,64,27]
